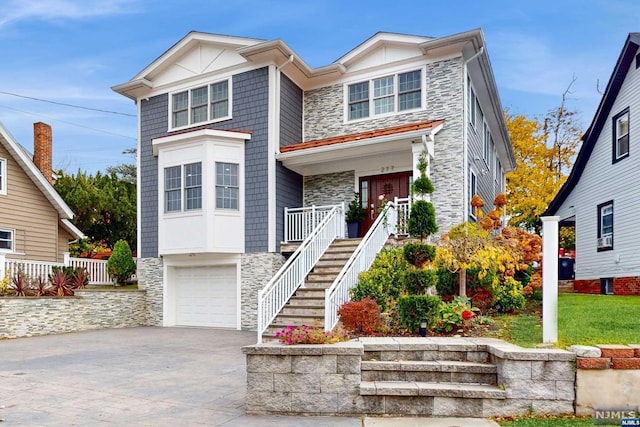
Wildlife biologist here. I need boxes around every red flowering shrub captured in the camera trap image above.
[337,298,381,335]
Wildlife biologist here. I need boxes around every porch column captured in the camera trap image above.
[0,253,5,282]
[541,216,559,343]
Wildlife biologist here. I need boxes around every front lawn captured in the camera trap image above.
[493,293,640,347]
[497,416,593,426]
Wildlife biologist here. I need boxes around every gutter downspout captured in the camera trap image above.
[462,46,484,222]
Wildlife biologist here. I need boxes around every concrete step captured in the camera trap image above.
[361,360,497,384]
[315,259,350,268]
[360,381,506,400]
[311,266,343,275]
[281,306,325,316]
[286,296,325,307]
[294,288,325,298]
[271,314,324,327]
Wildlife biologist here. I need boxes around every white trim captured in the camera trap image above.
[267,65,277,252]
[60,219,85,240]
[0,227,14,253]
[0,157,6,196]
[167,76,233,132]
[136,100,142,257]
[152,128,251,156]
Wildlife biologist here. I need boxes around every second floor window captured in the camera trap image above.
[348,70,422,121]
[613,108,629,162]
[216,162,239,210]
[164,162,202,213]
[171,79,230,129]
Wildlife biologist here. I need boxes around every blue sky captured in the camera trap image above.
[0,0,638,174]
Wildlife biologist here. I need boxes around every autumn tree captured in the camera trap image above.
[54,170,136,253]
[505,103,582,231]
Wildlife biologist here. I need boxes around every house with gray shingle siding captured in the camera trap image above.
[113,29,514,331]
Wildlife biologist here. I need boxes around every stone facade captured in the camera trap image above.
[241,252,285,330]
[137,257,164,326]
[0,290,148,338]
[303,171,355,208]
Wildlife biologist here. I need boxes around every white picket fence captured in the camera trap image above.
[0,253,122,285]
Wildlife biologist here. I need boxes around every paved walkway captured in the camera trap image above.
[0,327,498,426]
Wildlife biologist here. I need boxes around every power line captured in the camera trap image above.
[0,90,136,117]
[0,104,136,140]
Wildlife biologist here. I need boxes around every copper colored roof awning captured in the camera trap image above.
[280,120,444,153]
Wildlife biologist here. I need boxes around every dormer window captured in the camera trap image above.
[171,79,231,129]
[347,70,423,121]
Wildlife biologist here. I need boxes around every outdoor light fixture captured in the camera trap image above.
[419,319,427,337]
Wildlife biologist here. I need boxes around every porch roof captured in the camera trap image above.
[280,120,444,154]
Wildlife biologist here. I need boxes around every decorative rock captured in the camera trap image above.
[576,357,610,370]
[569,345,601,358]
[597,344,635,358]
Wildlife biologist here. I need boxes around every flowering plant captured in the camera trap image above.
[433,296,478,333]
[274,324,349,345]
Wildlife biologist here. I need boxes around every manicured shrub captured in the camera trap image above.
[107,240,136,286]
[274,324,349,345]
[403,242,436,267]
[401,269,438,295]
[408,200,438,240]
[435,266,457,299]
[351,248,408,311]
[338,298,381,335]
[397,295,442,334]
[411,175,434,196]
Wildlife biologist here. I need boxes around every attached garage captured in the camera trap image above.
[173,265,238,328]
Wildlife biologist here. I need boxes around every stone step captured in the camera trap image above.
[271,314,324,327]
[318,252,353,261]
[302,280,334,289]
[312,266,343,274]
[361,360,497,384]
[360,338,492,363]
[281,305,325,316]
[286,296,325,307]
[315,259,350,268]
[294,288,325,298]
[360,381,506,400]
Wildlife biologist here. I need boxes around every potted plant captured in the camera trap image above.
[345,192,366,238]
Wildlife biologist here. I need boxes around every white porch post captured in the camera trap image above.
[284,207,290,243]
[63,252,70,267]
[541,216,560,343]
[0,253,5,282]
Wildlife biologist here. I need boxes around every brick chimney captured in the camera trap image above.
[33,122,53,184]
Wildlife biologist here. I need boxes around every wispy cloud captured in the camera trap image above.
[0,0,139,27]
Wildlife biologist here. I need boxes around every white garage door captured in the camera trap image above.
[174,265,237,328]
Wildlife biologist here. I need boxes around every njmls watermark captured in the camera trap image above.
[593,407,639,425]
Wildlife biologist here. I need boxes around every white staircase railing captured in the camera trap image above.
[284,203,345,242]
[395,196,410,236]
[258,205,344,343]
[324,201,398,331]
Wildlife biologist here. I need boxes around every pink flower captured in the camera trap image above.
[378,194,385,201]
[462,310,474,321]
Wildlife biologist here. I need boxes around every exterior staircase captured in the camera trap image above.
[262,238,361,342]
[358,338,505,417]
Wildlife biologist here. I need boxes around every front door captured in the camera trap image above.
[359,171,412,236]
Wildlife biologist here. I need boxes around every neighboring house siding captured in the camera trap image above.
[138,67,270,256]
[57,227,72,262]
[0,143,59,262]
[276,73,304,249]
[564,53,640,280]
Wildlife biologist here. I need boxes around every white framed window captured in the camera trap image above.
[347,69,422,121]
[170,79,231,129]
[483,122,492,162]
[597,201,613,251]
[0,157,6,195]
[216,162,239,210]
[0,228,13,252]
[469,169,477,221]
[164,162,202,213]
[613,108,629,162]
[468,78,476,129]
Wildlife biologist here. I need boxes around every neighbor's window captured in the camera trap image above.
[164,162,202,213]
[468,78,477,128]
[597,201,613,251]
[469,169,477,221]
[0,157,6,195]
[347,70,422,120]
[0,228,13,251]
[613,108,629,162]
[216,162,239,210]
[171,79,231,129]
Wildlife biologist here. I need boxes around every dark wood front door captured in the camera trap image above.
[359,171,412,236]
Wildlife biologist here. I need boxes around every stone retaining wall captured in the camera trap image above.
[0,290,148,338]
[573,344,640,415]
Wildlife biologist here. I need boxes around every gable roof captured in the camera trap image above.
[0,122,84,239]
[546,33,640,216]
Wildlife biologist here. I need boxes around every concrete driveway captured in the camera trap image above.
[0,327,498,426]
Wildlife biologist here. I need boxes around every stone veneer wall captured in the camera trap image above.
[243,338,575,417]
[303,171,355,208]
[0,290,148,338]
[241,252,285,330]
[573,344,640,415]
[137,257,164,326]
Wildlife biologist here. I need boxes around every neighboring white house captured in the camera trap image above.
[113,29,515,330]
[546,33,640,295]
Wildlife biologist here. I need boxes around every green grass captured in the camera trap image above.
[498,416,593,426]
[87,283,139,291]
[493,294,640,348]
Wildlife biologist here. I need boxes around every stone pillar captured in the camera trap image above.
[541,216,559,343]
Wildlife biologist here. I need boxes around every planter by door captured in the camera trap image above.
[347,221,360,238]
